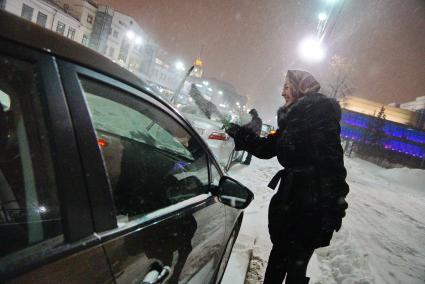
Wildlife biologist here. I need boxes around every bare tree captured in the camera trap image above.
[325,55,355,99]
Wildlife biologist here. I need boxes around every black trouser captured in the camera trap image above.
[263,245,314,284]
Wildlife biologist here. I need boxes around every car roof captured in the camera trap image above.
[0,9,147,93]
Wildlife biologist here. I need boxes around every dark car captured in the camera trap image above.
[0,10,253,284]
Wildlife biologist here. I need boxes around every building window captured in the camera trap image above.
[0,0,6,9]
[118,39,130,63]
[56,21,65,35]
[82,34,89,46]
[67,27,76,40]
[36,12,47,27]
[113,30,119,38]
[21,4,33,21]
[108,47,114,57]
[87,14,93,24]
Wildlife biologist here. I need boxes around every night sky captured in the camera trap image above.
[98,0,425,122]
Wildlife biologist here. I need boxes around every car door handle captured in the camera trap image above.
[141,265,171,284]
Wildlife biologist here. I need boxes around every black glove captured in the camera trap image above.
[225,123,241,138]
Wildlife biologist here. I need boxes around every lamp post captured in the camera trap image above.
[171,65,195,104]
[298,36,325,62]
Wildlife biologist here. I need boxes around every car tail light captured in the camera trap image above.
[98,138,108,148]
[208,132,229,141]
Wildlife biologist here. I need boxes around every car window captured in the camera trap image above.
[0,55,62,261]
[79,78,210,227]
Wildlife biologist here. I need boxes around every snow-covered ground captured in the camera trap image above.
[222,156,425,284]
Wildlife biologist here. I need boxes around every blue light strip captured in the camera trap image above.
[341,113,425,144]
[340,112,425,159]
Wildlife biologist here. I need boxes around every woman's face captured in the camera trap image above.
[282,83,296,106]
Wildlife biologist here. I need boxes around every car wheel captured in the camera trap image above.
[214,218,242,284]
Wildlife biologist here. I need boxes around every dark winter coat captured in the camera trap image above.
[232,93,349,249]
[243,116,262,136]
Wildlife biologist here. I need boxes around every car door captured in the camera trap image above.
[0,41,113,282]
[58,62,226,284]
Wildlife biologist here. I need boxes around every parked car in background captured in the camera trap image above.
[179,105,236,169]
[0,11,253,284]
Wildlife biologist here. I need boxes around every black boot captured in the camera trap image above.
[242,153,252,165]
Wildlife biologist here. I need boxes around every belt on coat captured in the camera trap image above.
[268,165,316,190]
[268,165,316,205]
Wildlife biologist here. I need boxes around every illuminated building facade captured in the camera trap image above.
[339,96,425,166]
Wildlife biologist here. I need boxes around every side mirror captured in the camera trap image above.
[217,176,254,209]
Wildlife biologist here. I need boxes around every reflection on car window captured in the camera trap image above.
[80,78,210,226]
[85,93,193,159]
[0,56,61,260]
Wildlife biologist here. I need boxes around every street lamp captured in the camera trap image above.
[218,90,223,95]
[135,36,142,45]
[202,80,209,86]
[318,13,327,21]
[175,61,186,71]
[208,87,213,92]
[298,36,325,62]
[126,30,135,40]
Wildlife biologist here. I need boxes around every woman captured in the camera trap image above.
[226,70,349,284]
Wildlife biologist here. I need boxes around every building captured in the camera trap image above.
[399,96,425,130]
[89,5,158,78]
[400,96,425,112]
[1,0,92,46]
[339,96,425,167]
[148,57,183,92]
[340,96,421,128]
[50,0,97,46]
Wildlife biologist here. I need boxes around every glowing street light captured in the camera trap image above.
[126,30,135,40]
[318,13,327,21]
[298,36,325,62]
[218,90,223,95]
[37,206,47,213]
[208,87,213,92]
[175,61,186,71]
[135,36,143,45]
[202,80,209,86]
